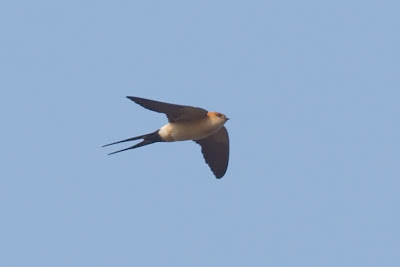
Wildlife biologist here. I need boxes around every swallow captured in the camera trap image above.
[103,96,230,178]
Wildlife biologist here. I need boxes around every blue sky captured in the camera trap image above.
[1,0,399,266]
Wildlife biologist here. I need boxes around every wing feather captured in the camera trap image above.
[194,127,229,178]
[127,96,208,122]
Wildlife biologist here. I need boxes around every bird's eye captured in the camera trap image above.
[216,113,222,117]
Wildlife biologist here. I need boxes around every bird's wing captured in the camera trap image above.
[127,96,208,122]
[194,127,229,178]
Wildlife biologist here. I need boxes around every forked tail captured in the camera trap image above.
[103,130,162,155]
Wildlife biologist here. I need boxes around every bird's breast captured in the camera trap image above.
[158,120,222,142]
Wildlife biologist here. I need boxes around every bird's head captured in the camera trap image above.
[207,112,229,125]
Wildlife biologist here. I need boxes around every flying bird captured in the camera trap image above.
[103,96,230,178]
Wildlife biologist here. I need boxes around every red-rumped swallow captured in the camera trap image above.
[103,96,230,178]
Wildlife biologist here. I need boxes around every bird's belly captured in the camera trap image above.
[159,122,220,142]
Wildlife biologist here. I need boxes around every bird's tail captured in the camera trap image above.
[103,130,162,155]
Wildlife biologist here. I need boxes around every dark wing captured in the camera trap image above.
[194,127,229,179]
[127,96,208,122]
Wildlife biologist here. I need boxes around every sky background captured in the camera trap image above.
[1,0,399,266]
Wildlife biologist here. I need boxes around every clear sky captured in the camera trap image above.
[1,0,399,266]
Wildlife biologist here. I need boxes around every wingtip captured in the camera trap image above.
[126,96,144,104]
[126,96,139,101]
[215,173,225,179]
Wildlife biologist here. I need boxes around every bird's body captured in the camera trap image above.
[103,96,230,178]
[159,113,225,142]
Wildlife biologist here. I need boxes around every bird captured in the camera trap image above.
[103,96,230,178]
